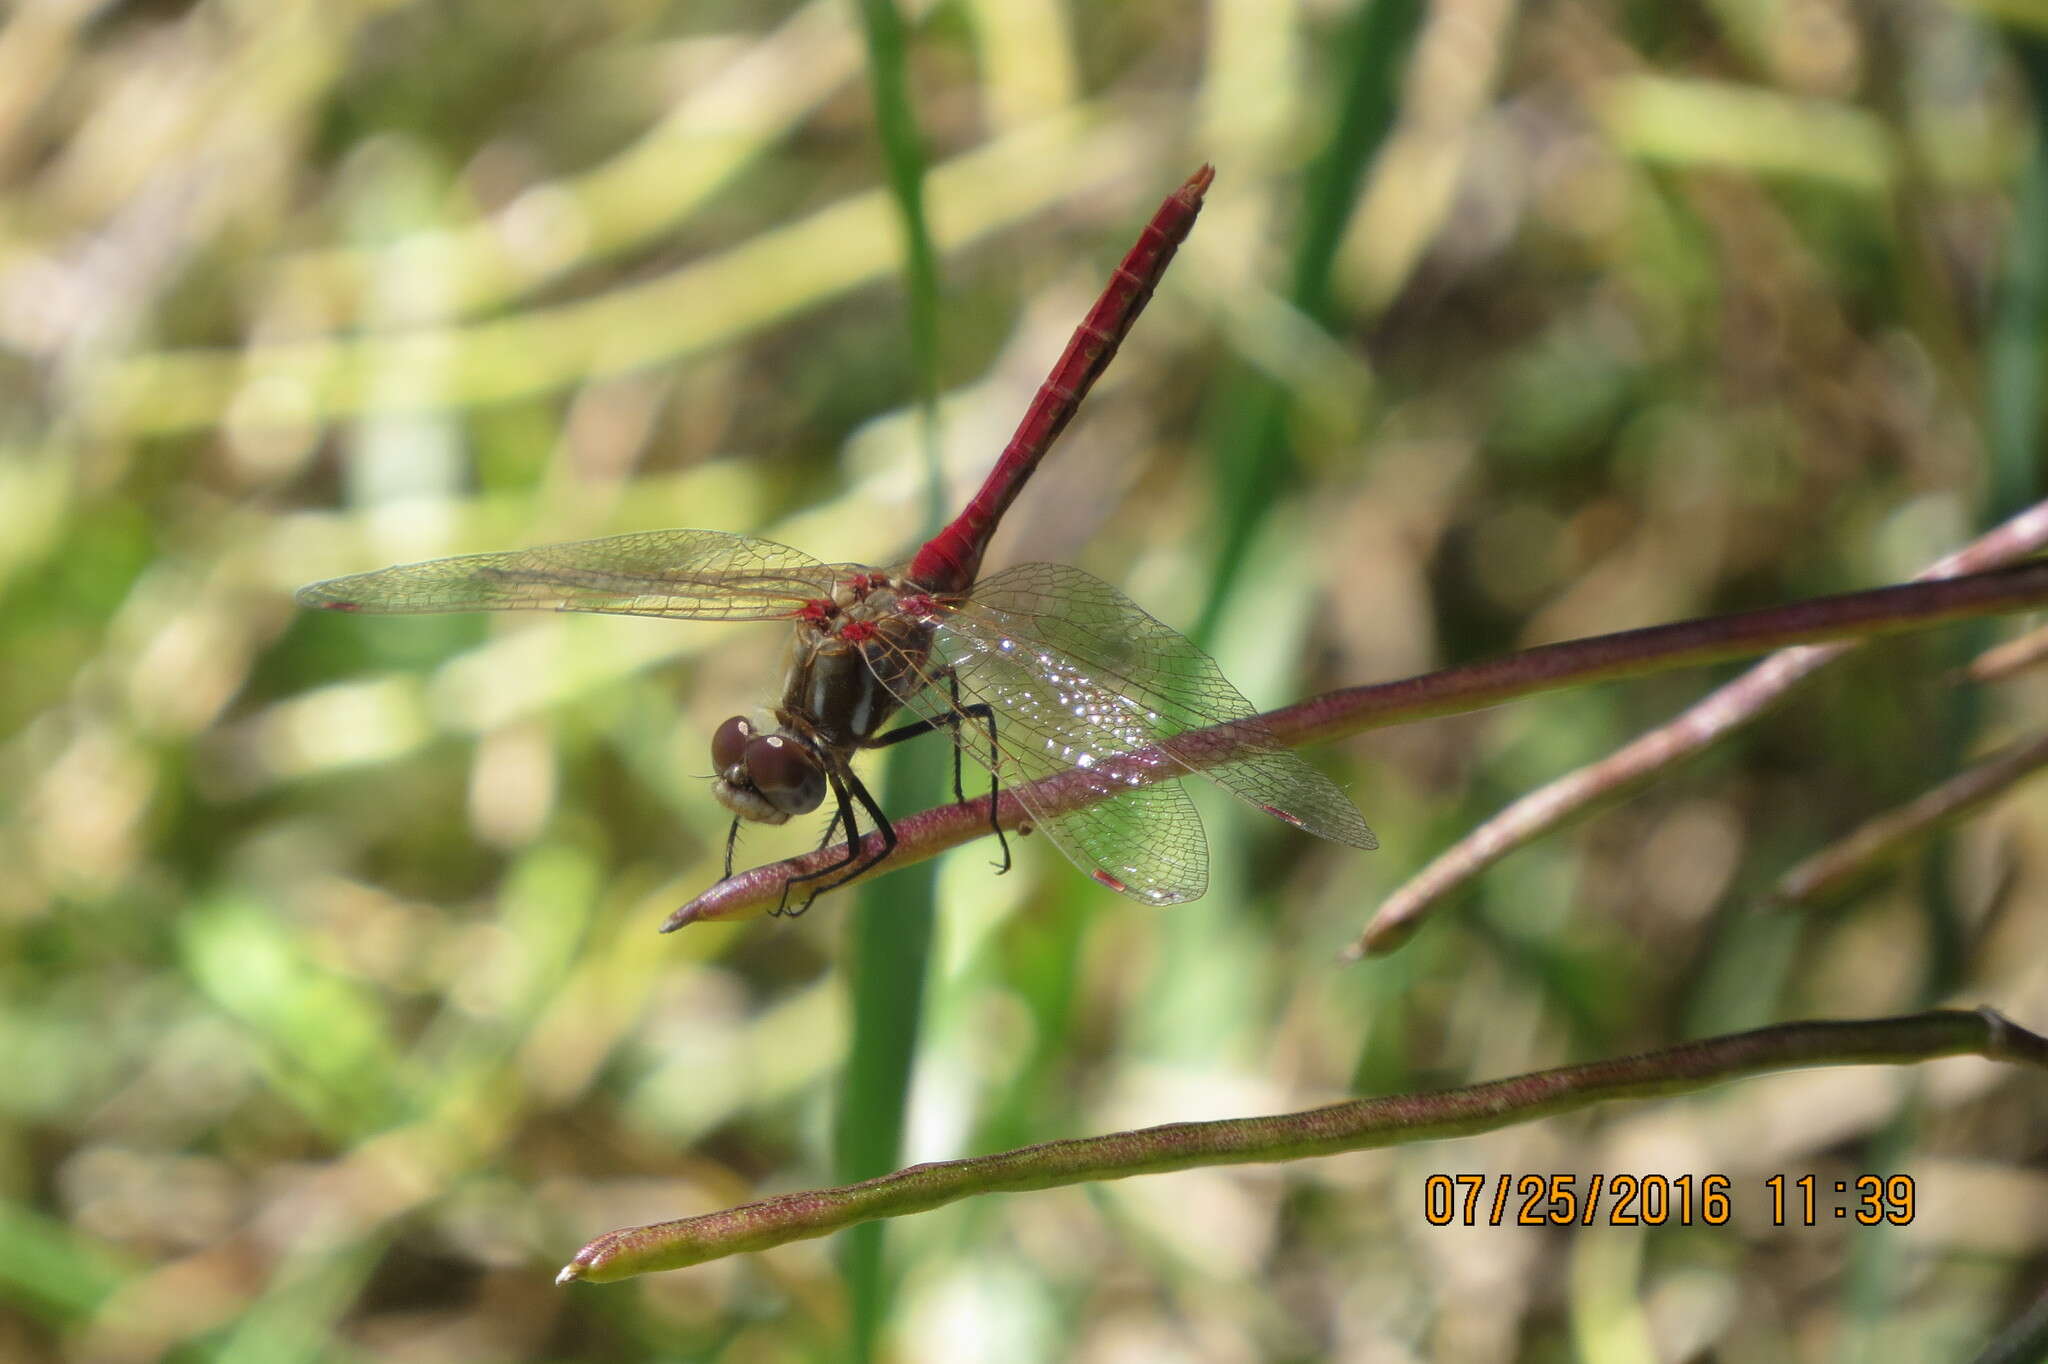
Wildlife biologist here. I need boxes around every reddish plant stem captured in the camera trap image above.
[667,556,2048,930]
[1773,730,2048,906]
[1352,499,2048,956]
[1968,621,2048,683]
[558,1008,2048,1282]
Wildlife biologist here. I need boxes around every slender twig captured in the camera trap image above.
[1772,731,2048,906]
[666,555,2048,929]
[1968,621,2048,683]
[555,1008,2048,1282]
[1350,499,2048,957]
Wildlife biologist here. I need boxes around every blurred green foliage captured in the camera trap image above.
[3,1,2048,1360]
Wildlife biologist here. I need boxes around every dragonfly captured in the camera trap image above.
[298,166,1375,912]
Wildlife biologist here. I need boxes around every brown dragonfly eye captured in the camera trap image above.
[711,715,753,773]
[746,734,826,816]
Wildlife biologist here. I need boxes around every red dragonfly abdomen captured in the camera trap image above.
[907,165,1215,594]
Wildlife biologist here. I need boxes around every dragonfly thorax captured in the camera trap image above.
[775,572,939,751]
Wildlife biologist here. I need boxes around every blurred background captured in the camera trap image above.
[5,0,2048,1359]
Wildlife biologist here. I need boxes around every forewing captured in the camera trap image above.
[930,562,1375,851]
[877,623,1212,904]
[297,529,834,621]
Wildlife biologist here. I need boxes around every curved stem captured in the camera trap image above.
[667,556,2048,929]
[1969,622,2048,683]
[1772,730,2048,906]
[1352,498,2048,956]
[558,1008,2048,1282]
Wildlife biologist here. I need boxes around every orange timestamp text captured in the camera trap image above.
[1421,1173,1917,1227]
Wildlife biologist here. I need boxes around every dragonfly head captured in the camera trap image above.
[710,714,827,824]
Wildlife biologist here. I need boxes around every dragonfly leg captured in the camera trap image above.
[723,815,743,880]
[868,672,1010,874]
[778,767,897,913]
[774,776,857,916]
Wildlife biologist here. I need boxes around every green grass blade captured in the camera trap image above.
[1989,34,2048,519]
[838,4,945,1359]
[1193,0,1424,646]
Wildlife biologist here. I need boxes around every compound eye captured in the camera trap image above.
[711,715,753,773]
[746,735,826,816]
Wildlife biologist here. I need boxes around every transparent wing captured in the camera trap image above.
[888,641,1214,905]
[297,529,836,621]
[1022,772,1210,906]
[875,562,1372,905]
